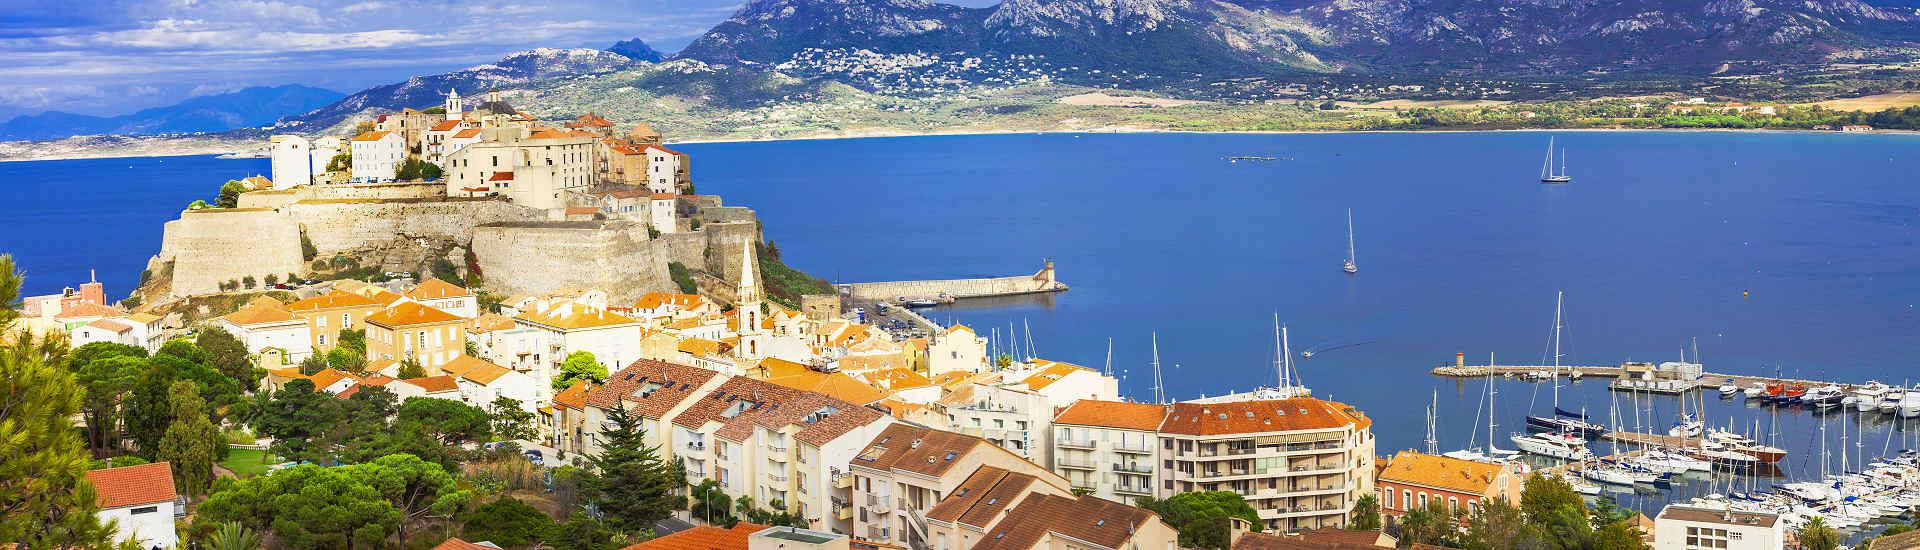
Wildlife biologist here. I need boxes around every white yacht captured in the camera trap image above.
[1902,390,1920,418]
[1511,432,1594,460]
[1744,383,1768,398]
[1644,448,1714,472]
[1854,381,1891,412]
[1881,389,1905,414]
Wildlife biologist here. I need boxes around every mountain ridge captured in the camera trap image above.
[0,85,342,142]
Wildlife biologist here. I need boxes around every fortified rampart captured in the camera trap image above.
[471,219,759,304]
[158,209,306,296]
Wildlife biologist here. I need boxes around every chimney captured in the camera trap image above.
[1227,517,1250,546]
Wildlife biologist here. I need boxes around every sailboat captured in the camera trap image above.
[1342,209,1357,274]
[1540,137,1571,183]
[1524,292,1607,438]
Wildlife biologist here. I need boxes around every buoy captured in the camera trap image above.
[1742,291,1749,298]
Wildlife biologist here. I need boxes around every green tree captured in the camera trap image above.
[551,512,624,550]
[70,344,146,455]
[242,275,256,289]
[1462,497,1542,550]
[1351,493,1382,531]
[206,521,265,550]
[198,462,403,550]
[157,380,224,497]
[338,328,367,355]
[395,397,492,447]
[217,179,247,208]
[462,497,557,548]
[298,352,330,375]
[265,274,279,287]
[361,453,470,545]
[300,233,318,261]
[396,357,425,379]
[554,351,607,390]
[1593,520,1648,550]
[0,328,119,549]
[121,357,178,460]
[1136,491,1262,550]
[489,396,536,442]
[326,151,351,173]
[1537,502,1593,550]
[327,347,367,374]
[587,405,683,531]
[254,379,344,464]
[689,479,735,526]
[1520,475,1584,526]
[465,340,481,357]
[667,262,696,294]
[1800,516,1838,550]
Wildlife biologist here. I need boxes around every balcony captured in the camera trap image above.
[833,472,853,489]
[867,494,891,514]
[1058,439,1096,450]
[1113,463,1153,474]
[1112,441,1153,454]
[866,526,890,541]
[686,441,707,452]
[767,472,789,483]
[1115,484,1154,496]
[1227,447,1257,456]
[768,452,790,463]
[767,443,789,454]
[687,469,708,478]
[1056,458,1097,470]
[1071,482,1099,493]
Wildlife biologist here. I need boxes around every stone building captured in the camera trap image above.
[270,135,312,188]
[350,130,404,183]
[443,129,598,209]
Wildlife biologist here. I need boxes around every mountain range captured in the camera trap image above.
[286,48,635,130]
[675,0,1920,76]
[0,85,341,141]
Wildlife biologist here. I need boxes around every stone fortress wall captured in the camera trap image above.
[158,209,307,296]
[472,219,760,304]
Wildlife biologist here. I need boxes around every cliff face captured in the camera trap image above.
[470,220,761,304]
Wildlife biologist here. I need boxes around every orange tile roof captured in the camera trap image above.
[439,355,510,384]
[308,368,359,391]
[1052,400,1167,431]
[453,128,481,138]
[405,278,473,300]
[430,120,463,132]
[971,494,1161,550]
[467,313,516,334]
[1160,397,1370,435]
[1021,360,1092,391]
[85,462,175,508]
[677,337,723,357]
[1377,450,1506,495]
[850,424,985,477]
[365,301,463,328]
[515,302,639,331]
[221,299,296,326]
[586,359,720,417]
[617,523,767,550]
[352,130,394,141]
[670,376,886,446]
[433,538,499,550]
[634,292,709,310]
[287,289,384,311]
[641,144,683,156]
[84,319,133,333]
[489,172,515,181]
[924,465,1037,526]
[863,367,931,390]
[403,375,459,393]
[55,302,125,320]
[553,380,593,410]
[650,193,676,200]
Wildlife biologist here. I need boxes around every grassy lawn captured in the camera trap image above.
[219,448,279,478]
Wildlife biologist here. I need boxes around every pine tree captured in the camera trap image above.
[158,380,223,498]
[0,254,117,550]
[588,406,683,532]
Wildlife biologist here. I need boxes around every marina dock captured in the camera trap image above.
[1430,356,1880,396]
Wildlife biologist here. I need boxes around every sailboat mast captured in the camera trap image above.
[1551,291,1563,409]
[1542,137,1554,179]
[1426,390,1439,455]
[1104,338,1112,377]
[1273,314,1285,390]
[1150,332,1165,404]
[1346,209,1356,264]
[1488,352,1497,451]
[1281,324,1296,393]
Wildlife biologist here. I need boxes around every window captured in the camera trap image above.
[1416,492,1426,508]
[343,313,351,328]
[319,316,328,328]
[131,506,158,515]
[319,334,328,346]
[1685,527,1730,549]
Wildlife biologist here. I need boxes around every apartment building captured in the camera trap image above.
[496,302,644,391]
[364,302,469,369]
[848,424,1069,548]
[671,377,894,535]
[403,278,478,318]
[930,484,1179,550]
[940,383,1055,467]
[1158,398,1376,532]
[1048,400,1167,503]
[285,289,388,352]
[1653,505,1782,550]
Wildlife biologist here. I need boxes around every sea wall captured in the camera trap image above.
[471,219,760,304]
[843,262,1064,302]
[158,209,306,296]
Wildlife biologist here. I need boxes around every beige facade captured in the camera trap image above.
[1157,398,1377,532]
[285,289,389,352]
[848,424,1069,547]
[364,302,470,369]
[443,130,598,209]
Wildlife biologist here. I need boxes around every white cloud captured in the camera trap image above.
[188,83,244,97]
[0,84,106,108]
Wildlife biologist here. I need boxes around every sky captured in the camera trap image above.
[0,0,797,120]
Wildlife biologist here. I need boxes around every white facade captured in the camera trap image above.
[310,136,344,180]
[1653,505,1783,550]
[98,500,177,550]
[443,133,597,209]
[644,145,682,193]
[458,369,539,412]
[649,195,678,234]
[494,304,643,395]
[269,135,312,189]
[217,318,313,363]
[943,384,1054,466]
[350,131,404,183]
[928,326,988,376]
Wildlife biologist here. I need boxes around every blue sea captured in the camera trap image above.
[7,131,1920,514]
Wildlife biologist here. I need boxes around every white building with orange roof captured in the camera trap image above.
[364,301,470,369]
[927,325,988,376]
[498,301,644,390]
[423,119,480,165]
[632,291,719,325]
[438,355,539,411]
[751,357,892,407]
[85,461,179,549]
[847,423,1071,546]
[501,287,607,318]
[404,278,478,318]
[1374,450,1520,520]
[349,130,403,183]
[72,319,141,349]
[641,144,690,193]
[1048,399,1168,503]
[215,296,312,364]
[1006,359,1119,409]
[442,129,597,209]
[464,312,517,358]
[1157,397,1377,531]
[649,193,681,233]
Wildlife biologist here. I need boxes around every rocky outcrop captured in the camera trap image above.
[285,48,637,129]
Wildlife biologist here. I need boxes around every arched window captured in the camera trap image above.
[1402,490,1411,511]
[1417,493,1427,508]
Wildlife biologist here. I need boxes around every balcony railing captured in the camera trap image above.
[1112,441,1153,453]
[1058,439,1096,450]
[1227,447,1257,456]
[687,469,708,478]
[686,441,706,452]
[767,443,788,454]
[1056,458,1097,470]
[1113,463,1153,474]
[766,472,788,483]
[867,494,891,514]
[1115,484,1153,495]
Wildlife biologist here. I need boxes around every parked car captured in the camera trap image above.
[523,449,544,465]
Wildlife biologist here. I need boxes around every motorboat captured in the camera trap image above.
[1718,379,1739,395]
[1669,418,1704,438]
[1527,407,1608,438]
[1511,432,1594,460]
[1882,390,1905,414]
[1801,385,1846,408]
[1744,383,1767,398]
[1856,382,1892,412]
[1645,448,1714,472]
[1903,389,1920,418]
[1705,429,1788,463]
[1583,466,1645,485]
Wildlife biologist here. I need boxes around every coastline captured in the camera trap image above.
[5,125,1915,164]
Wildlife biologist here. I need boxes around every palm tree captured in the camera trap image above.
[1351,494,1382,530]
[1400,506,1433,547]
[1800,516,1838,550]
[207,521,264,550]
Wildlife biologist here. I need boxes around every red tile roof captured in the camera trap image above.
[489,172,515,181]
[924,465,1038,526]
[586,359,722,418]
[617,523,768,550]
[85,462,175,508]
[971,494,1162,550]
[430,120,463,132]
[671,376,887,446]
[1052,400,1167,431]
[403,375,459,393]
[553,380,593,410]
[434,538,500,550]
[850,424,985,477]
[453,128,482,138]
[1159,397,1371,435]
